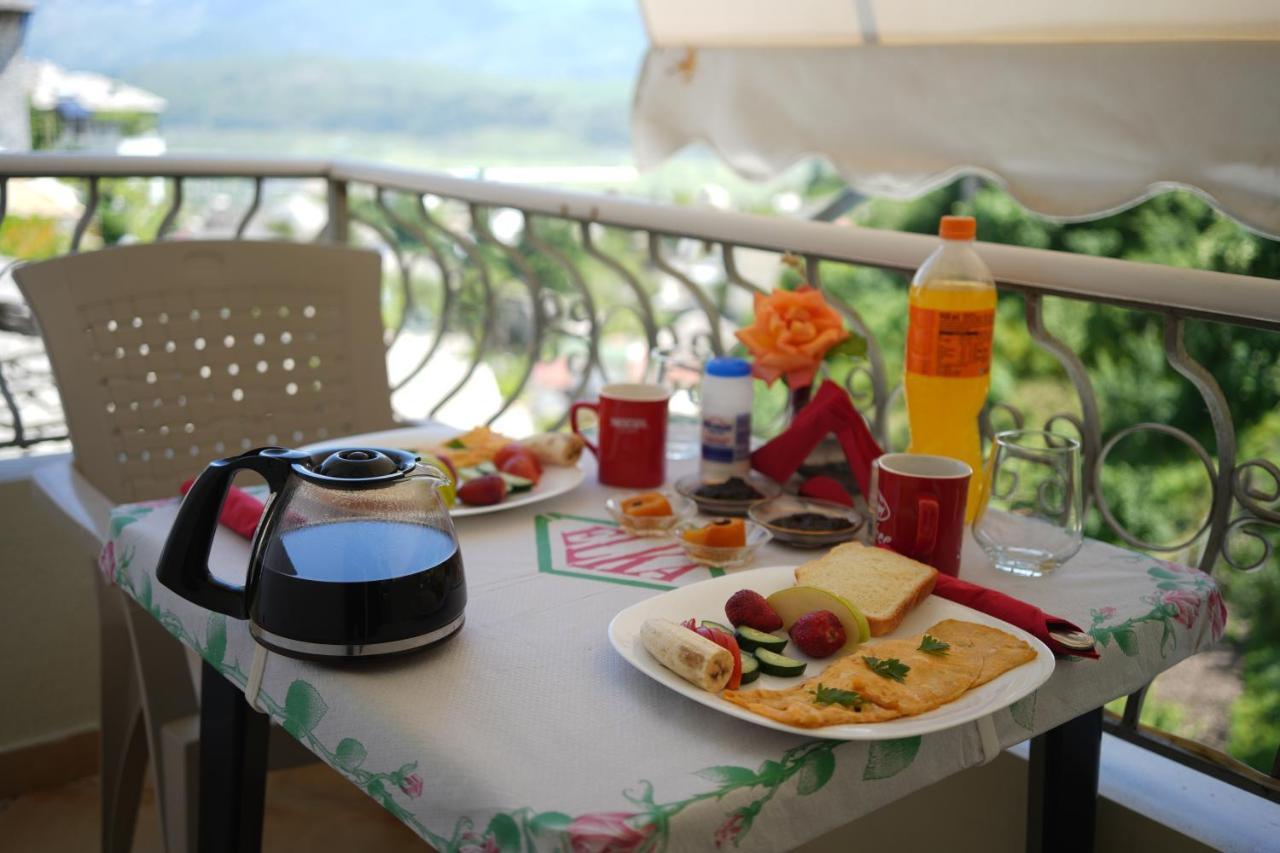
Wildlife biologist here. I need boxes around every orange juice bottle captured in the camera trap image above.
[904,215,996,522]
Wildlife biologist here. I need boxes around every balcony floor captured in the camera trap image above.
[0,763,423,852]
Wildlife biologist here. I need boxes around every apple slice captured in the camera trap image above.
[765,586,870,652]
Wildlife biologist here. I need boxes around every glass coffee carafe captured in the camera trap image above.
[158,446,467,659]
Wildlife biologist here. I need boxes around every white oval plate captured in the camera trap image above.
[304,426,584,518]
[608,565,1055,740]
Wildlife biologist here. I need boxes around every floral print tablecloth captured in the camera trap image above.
[100,450,1225,853]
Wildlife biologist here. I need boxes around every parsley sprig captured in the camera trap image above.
[863,656,910,682]
[918,634,951,655]
[813,683,862,708]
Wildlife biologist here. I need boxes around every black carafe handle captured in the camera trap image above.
[157,446,310,618]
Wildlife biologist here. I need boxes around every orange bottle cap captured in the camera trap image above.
[939,215,976,241]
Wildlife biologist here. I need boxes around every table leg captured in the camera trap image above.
[1027,706,1103,853]
[199,660,269,853]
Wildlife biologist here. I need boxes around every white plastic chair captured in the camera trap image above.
[16,240,395,852]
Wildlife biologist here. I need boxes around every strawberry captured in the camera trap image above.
[457,474,508,506]
[497,452,541,485]
[788,610,847,659]
[495,443,541,475]
[724,589,783,632]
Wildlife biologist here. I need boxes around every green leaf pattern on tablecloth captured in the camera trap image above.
[862,737,922,781]
[1009,693,1037,731]
[795,749,836,795]
[101,505,1224,852]
[205,614,227,668]
[282,680,328,738]
[335,738,368,771]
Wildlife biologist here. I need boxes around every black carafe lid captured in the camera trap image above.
[299,447,419,487]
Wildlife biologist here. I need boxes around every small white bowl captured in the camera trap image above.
[605,490,697,537]
[673,519,773,569]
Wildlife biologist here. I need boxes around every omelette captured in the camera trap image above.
[722,620,1036,728]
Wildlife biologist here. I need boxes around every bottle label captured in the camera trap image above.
[701,413,751,463]
[906,305,994,378]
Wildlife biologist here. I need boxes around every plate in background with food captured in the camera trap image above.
[307,425,585,518]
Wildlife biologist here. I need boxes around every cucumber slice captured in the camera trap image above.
[734,625,788,654]
[739,652,760,685]
[700,619,734,634]
[498,472,534,494]
[754,648,807,678]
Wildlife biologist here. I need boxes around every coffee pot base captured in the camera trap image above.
[250,612,465,661]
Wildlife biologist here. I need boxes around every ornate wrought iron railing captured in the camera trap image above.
[1,154,1277,792]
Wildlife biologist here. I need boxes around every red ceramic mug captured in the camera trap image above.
[570,383,670,488]
[870,453,972,576]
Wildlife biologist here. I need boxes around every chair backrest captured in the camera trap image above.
[16,241,395,503]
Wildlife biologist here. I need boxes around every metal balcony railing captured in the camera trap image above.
[1,153,1277,795]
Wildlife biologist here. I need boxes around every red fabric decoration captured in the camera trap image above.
[797,475,853,507]
[751,380,883,496]
[932,573,1099,659]
[179,478,266,540]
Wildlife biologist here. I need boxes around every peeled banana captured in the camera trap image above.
[640,618,733,692]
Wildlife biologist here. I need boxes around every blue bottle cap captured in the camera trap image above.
[705,357,751,378]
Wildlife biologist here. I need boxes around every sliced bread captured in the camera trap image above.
[794,542,937,636]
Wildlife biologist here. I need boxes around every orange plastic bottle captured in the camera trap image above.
[904,215,996,522]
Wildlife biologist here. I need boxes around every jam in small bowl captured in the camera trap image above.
[749,495,865,548]
[605,490,696,537]
[673,517,773,569]
[674,471,781,517]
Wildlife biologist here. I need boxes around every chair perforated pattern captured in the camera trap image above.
[16,241,395,503]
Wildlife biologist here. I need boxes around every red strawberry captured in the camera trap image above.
[788,610,847,658]
[495,443,542,475]
[457,474,507,506]
[497,452,541,485]
[724,589,783,632]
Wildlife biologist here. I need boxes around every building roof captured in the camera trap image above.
[27,60,166,115]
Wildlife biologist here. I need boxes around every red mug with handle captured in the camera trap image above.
[870,453,972,576]
[570,383,670,488]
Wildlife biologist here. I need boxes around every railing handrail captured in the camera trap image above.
[2,153,1277,329]
[0,152,331,179]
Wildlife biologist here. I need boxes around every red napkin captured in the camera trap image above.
[751,380,883,495]
[180,479,266,540]
[798,475,853,507]
[932,573,1099,659]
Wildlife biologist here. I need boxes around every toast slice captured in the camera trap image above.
[794,542,937,636]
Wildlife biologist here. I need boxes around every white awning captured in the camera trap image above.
[632,1,1280,236]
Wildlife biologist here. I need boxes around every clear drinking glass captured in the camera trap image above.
[645,345,703,460]
[973,429,1083,577]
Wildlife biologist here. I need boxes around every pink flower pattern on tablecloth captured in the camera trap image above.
[398,773,424,799]
[98,540,116,582]
[1208,587,1228,640]
[1161,588,1202,628]
[567,812,656,853]
[1090,558,1228,656]
[456,833,500,853]
[714,812,748,848]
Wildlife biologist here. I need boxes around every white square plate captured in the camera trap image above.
[608,565,1055,740]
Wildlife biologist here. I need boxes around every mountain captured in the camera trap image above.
[123,56,631,149]
[22,0,649,82]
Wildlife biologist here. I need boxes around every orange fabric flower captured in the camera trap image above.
[735,286,849,389]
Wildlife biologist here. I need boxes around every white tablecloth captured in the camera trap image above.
[101,430,1225,852]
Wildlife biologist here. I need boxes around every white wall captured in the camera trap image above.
[0,462,99,752]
